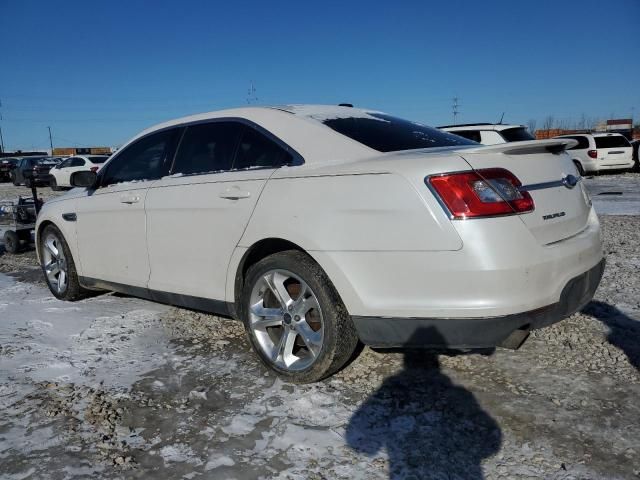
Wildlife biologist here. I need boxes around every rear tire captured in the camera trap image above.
[39,224,89,301]
[11,173,20,186]
[240,250,359,383]
[3,231,20,254]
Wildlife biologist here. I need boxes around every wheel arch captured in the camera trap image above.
[35,220,56,262]
[228,236,363,321]
[232,238,306,311]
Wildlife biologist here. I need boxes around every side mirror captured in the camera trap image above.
[70,170,98,188]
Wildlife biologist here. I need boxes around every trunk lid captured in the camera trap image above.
[456,139,592,245]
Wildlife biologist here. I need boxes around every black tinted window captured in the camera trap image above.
[89,156,108,164]
[233,126,292,169]
[102,129,179,186]
[322,113,476,152]
[172,122,241,175]
[499,127,535,142]
[70,158,85,167]
[564,136,590,150]
[595,136,630,149]
[452,130,481,142]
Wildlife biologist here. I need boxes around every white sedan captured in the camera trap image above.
[35,105,604,382]
[48,155,110,190]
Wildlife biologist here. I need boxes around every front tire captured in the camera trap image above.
[11,173,20,186]
[573,160,585,176]
[50,177,60,191]
[39,224,88,300]
[240,250,359,383]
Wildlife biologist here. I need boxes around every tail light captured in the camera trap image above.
[427,168,534,219]
[588,150,597,159]
[90,166,99,172]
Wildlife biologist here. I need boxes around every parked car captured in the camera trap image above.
[554,133,634,175]
[49,155,110,190]
[35,105,604,382]
[10,156,49,186]
[438,123,535,144]
[0,157,20,182]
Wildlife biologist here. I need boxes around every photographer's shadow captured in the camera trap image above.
[584,300,640,371]
[346,328,501,479]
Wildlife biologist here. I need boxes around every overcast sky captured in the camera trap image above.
[1,0,638,151]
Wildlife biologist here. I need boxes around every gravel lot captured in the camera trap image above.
[0,174,639,479]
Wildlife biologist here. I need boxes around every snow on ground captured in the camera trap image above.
[584,173,640,216]
[0,177,639,479]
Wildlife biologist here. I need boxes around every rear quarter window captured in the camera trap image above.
[564,136,590,150]
[499,127,535,142]
[322,113,476,152]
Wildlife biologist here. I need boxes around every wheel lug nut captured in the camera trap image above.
[294,315,300,321]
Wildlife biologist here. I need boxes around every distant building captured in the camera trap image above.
[536,118,636,141]
[52,147,112,156]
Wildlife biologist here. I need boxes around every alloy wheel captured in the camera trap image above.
[42,233,68,294]
[248,269,324,371]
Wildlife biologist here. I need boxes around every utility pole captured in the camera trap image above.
[452,96,460,125]
[48,126,54,154]
[0,98,4,153]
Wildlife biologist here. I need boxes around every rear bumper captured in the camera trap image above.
[353,258,605,348]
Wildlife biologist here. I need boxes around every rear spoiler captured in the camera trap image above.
[456,139,578,155]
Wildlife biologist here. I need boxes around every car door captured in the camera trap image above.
[74,128,181,288]
[54,158,73,185]
[63,157,87,185]
[145,120,293,301]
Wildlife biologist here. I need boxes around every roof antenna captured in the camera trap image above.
[498,112,505,124]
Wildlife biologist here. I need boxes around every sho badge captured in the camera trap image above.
[543,211,566,221]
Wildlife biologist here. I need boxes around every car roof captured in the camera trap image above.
[439,123,525,131]
[123,105,381,164]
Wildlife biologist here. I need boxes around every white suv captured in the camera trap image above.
[49,155,110,190]
[554,133,634,175]
[35,105,604,382]
[439,123,535,145]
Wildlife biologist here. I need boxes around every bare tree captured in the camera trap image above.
[577,113,587,130]
[527,119,537,135]
[543,115,555,131]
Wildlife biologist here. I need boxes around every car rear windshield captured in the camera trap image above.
[595,136,630,149]
[322,113,476,152]
[89,156,109,163]
[499,127,535,142]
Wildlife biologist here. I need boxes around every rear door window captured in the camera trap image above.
[322,113,475,152]
[233,126,292,170]
[171,122,243,176]
[595,136,630,149]
[70,158,85,167]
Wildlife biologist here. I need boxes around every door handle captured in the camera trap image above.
[219,187,251,200]
[120,194,141,204]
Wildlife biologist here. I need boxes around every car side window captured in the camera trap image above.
[101,129,180,187]
[70,158,85,167]
[171,122,242,176]
[58,159,71,168]
[452,130,481,143]
[565,136,589,150]
[233,126,292,170]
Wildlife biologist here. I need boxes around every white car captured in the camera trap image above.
[35,105,604,382]
[439,123,535,145]
[554,133,634,175]
[48,155,110,190]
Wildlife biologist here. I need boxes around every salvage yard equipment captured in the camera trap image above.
[0,197,39,253]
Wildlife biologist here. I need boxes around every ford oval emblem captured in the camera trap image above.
[562,174,578,189]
